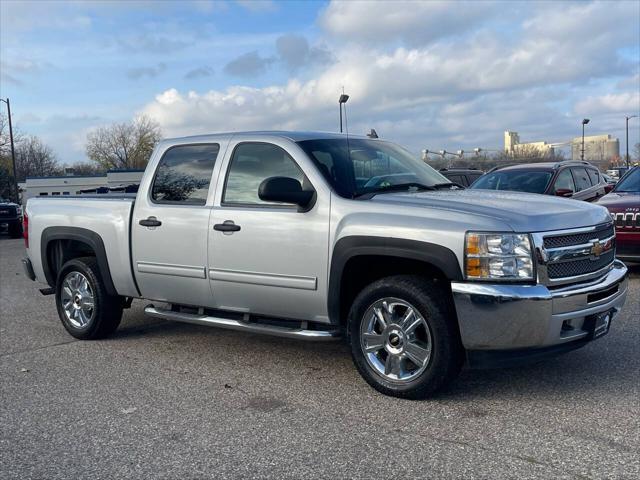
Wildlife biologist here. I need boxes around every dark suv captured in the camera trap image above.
[0,197,23,238]
[439,168,484,187]
[470,161,608,202]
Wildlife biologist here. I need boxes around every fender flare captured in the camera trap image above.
[41,226,118,296]
[328,236,463,324]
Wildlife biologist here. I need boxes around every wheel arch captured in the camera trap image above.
[328,236,463,325]
[41,226,118,296]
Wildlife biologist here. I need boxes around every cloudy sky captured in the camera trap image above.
[1,0,639,164]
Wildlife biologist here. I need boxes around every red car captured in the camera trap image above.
[598,167,640,262]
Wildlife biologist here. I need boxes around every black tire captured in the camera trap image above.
[348,274,464,399]
[8,222,22,238]
[55,257,123,340]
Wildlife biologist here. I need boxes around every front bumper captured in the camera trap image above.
[451,260,628,355]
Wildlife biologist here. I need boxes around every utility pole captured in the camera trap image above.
[625,115,638,168]
[0,98,18,203]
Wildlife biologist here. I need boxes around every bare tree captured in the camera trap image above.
[15,135,60,181]
[86,115,162,170]
[64,161,105,176]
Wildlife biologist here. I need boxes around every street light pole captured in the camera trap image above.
[338,93,349,133]
[581,118,590,161]
[625,115,638,168]
[0,98,18,203]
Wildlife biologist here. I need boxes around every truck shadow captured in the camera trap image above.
[111,304,637,401]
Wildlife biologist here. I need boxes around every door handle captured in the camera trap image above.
[139,217,162,227]
[213,220,241,232]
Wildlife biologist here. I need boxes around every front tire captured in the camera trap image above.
[55,257,123,340]
[348,275,463,399]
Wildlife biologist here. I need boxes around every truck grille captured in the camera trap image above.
[547,249,615,279]
[540,223,616,283]
[544,223,614,248]
[613,212,640,230]
[0,205,16,219]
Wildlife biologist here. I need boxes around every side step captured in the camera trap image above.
[144,305,341,341]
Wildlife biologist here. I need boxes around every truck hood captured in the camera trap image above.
[370,189,611,232]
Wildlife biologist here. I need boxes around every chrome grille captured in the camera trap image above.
[534,222,616,285]
[547,249,615,279]
[544,223,614,248]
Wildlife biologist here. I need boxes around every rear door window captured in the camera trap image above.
[587,168,600,185]
[152,144,220,205]
[571,168,592,192]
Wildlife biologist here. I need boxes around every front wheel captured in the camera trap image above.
[55,257,123,340]
[348,275,463,399]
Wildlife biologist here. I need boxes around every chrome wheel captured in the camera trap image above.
[360,297,432,383]
[60,271,95,328]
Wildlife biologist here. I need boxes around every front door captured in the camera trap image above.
[208,139,331,323]
[132,142,223,307]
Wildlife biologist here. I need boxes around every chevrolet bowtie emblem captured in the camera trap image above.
[590,240,603,258]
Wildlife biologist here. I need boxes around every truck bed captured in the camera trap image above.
[25,196,139,298]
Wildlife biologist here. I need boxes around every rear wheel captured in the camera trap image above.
[348,275,463,399]
[55,257,123,339]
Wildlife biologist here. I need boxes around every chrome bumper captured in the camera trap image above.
[451,260,628,350]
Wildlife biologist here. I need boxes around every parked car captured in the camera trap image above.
[470,161,609,201]
[602,173,618,185]
[606,167,630,180]
[0,197,23,238]
[438,168,483,187]
[22,132,628,399]
[598,167,639,262]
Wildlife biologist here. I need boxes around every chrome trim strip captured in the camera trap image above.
[544,235,615,263]
[209,268,317,291]
[144,306,340,341]
[137,261,206,279]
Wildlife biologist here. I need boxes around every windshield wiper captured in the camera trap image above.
[353,182,436,199]
[432,182,465,190]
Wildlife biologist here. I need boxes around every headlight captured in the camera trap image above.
[465,232,534,280]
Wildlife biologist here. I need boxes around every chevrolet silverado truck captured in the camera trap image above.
[22,132,629,399]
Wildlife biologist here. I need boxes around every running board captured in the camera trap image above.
[144,306,341,341]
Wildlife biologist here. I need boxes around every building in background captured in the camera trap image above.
[21,169,144,201]
[504,131,555,157]
[571,134,620,169]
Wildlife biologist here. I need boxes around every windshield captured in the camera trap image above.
[296,138,449,198]
[613,167,639,192]
[470,170,552,194]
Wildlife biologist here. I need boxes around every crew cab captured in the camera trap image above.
[471,161,609,201]
[598,167,639,262]
[22,132,629,398]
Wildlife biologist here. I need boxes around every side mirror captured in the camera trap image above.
[604,184,614,193]
[555,188,573,197]
[258,176,315,210]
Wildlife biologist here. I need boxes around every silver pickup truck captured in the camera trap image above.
[22,131,628,398]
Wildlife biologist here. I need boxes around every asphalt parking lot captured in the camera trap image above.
[1,236,638,479]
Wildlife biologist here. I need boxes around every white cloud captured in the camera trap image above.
[319,0,499,46]
[575,92,640,115]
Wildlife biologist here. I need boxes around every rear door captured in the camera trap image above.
[132,142,224,306]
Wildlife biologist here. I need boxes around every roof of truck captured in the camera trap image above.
[162,130,372,144]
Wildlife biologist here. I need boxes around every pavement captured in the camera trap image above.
[1,236,638,479]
